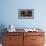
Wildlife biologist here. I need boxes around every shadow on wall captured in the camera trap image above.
[0,24,7,43]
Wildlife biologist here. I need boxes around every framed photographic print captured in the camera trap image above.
[18,9,34,19]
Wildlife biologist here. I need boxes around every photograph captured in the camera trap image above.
[18,9,34,19]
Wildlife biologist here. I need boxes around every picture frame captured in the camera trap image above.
[18,9,34,19]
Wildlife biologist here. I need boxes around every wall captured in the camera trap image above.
[0,0,46,44]
[0,0,46,31]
